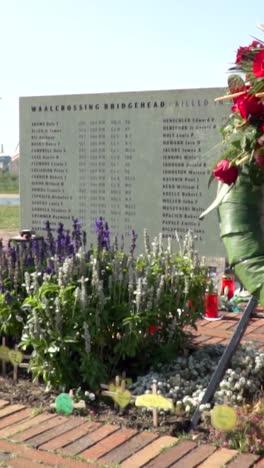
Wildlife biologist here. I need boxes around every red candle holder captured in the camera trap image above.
[221,275,235,299]
[205,293,219,319]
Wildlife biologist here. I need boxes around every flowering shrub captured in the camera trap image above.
[0,218,207,390]
[129,343,264,419]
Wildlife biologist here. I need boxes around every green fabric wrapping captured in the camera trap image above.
[218,168,264,304]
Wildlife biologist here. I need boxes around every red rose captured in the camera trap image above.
[213,159,238,185]
[235,41,262,64]
[232,93,264,121]
[148,324,161,335]
[253,50,264,78]
[148,325,156,335]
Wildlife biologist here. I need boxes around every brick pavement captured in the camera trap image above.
[192,308,264,349]
[0,309,263,466]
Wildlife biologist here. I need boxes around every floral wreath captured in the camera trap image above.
[212,25,264,187]
[200,24,264,306]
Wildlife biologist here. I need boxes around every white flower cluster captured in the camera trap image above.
[129,343,264,415]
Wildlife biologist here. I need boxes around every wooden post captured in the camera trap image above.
[2,337,6,377]
[114,375,120,410]
[121,374,126,392]
[152,379,158,428]
[13,345,18,383]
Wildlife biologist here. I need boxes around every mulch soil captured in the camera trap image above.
[0,374,193,437]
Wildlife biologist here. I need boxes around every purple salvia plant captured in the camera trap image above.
[112,234,119,254]
[82,230,87,249]
[33,309,41,339]
[56,223,65,259]
[24,272,31,295]
[7,242,17,266]
[167,237,172,255]
[46,258,55,275]
[45,220,56,256]
[64,230,74,257]
[158,233,163,255]
[80,276,87,310]
[32,239,41,271]
[55,296,62,334]
[13,262,20,291]
[130,229,137,256]
[143,228,151,255]
[72,217,82,252]
[134,277,142,313]
[95,217,111,251]
[62,257,74,283]
[152,236,158,257]
[120,234,124,252]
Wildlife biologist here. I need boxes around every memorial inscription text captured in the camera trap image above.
[20,89,229,255]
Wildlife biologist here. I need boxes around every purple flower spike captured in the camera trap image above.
[130,229,137,256]
[95,217,111,251]
[72,217,82,251]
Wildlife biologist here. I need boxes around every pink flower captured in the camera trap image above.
[213,159,238,185]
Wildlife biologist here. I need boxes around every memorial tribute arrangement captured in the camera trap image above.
[200,25,264,304]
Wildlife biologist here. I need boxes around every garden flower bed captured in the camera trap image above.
[0,221,264,454]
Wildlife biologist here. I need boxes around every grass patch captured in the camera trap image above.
[0,173,19,194]
[0,206,20,229]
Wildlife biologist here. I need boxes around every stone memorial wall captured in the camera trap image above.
[20,88,230,256]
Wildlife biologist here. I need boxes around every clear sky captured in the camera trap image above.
[1,0,264,154]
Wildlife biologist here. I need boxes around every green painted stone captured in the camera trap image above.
[55,393,73,415]
[0,346,10,361]
[9,350,23,365]
[211,405,237,431]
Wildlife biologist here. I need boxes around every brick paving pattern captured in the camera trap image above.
[0,310,263,466]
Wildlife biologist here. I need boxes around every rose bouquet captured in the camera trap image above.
[200,26,264,305]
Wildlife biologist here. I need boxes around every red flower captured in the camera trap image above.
[232,93,264,121]
[253,49,264,77]
[148,325,161,335]
[235,41,262,64]
[213,159,238,185]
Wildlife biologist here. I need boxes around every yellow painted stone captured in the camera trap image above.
[9,350,23,365]
[211,405,237,431]
[107,384,131,408]
[108,384,117,393]
[0,346,10,361]
[135,394,174,410]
